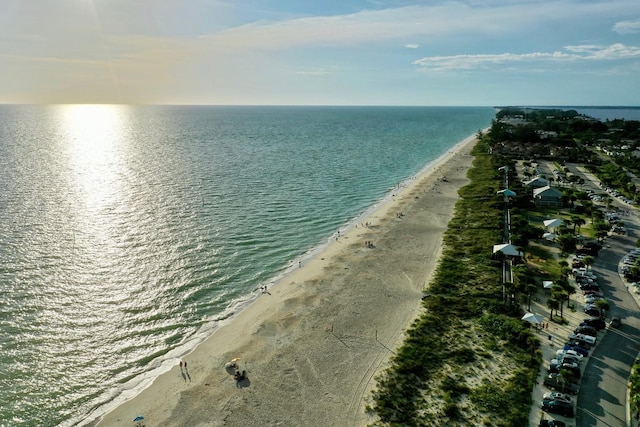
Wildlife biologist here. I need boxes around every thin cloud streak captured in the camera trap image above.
[612,19,640,34]
[195,1,609,51]
[412,44,640,71]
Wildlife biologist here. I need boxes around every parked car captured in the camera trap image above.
[539,420,566,427]
[567,336,595,349]
[566,339,591,350]
[549,359,574,371]
[576,273,597,282]
[583,241,603,251]
[549,364,581,379]
[574,325,598,337]
[584,306,600,317]
[556,349,584,361]
[541,398,575,417]
[580,317,606,330]
[553,353,581,364]
[584,295,606,304]
[564,344,589,356]
[577,246,599,256]
[543,373,579,395]
[543,391,573,404]
[569,333,596,345]
[610,316,621,328]
[580,284,600,293]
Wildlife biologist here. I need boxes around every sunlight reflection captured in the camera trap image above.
[60,105,129,213]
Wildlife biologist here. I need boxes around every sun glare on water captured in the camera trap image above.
[60,104,129,213]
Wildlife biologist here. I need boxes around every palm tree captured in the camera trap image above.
[571,216,586,233]
[551,288,568,319]
[595,299,610,318]
[547,298,560,320]
[559,260,570,276]
[582,256,595,271]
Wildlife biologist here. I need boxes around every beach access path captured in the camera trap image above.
[96,135,478,427]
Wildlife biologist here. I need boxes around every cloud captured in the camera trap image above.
[195,2,559,51]
[613,19,640,34]
[412,44,640,71]
[191,0,640,52]
[405,44,420,49]
[565,43,640,59]
[294,67,334,76]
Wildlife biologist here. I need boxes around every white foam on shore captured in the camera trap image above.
[78,132,481,427]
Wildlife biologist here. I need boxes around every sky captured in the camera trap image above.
[1,0,639,106]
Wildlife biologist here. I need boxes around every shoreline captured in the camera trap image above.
[94,133,480,427]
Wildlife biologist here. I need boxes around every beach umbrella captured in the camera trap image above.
[132,415,144,422]
[542,232,556,240]
[521,313,544,324]
[543,218,563,228]
[492,243,523,257]
[543,281,554,289]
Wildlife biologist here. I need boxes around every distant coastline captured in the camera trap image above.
[494,105,640,121]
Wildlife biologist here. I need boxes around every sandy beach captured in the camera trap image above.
[96,134,479,427]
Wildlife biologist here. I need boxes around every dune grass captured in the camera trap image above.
[371,139,541,427]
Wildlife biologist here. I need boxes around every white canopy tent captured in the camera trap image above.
[497,189,517,197]
[492,243,523,257]
[522,312,544,324]
[543,218,563,228]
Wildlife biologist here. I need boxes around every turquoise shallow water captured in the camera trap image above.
[0,105,495,426]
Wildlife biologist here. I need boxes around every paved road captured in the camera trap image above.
[577,234,640,427]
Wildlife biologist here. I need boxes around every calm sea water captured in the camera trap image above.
[574,107,640,121]
[0,105,494,426]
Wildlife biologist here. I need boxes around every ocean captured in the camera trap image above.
[0,105,493,426]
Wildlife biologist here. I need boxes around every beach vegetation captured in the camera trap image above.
[629,359,640,421]
[371,137,539,426]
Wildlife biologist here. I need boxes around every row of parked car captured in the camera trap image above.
[602,186,637,206]
[623,248,640,282]
[540,257,610,423]
[541,316,601,419]
[571,263,606,318]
